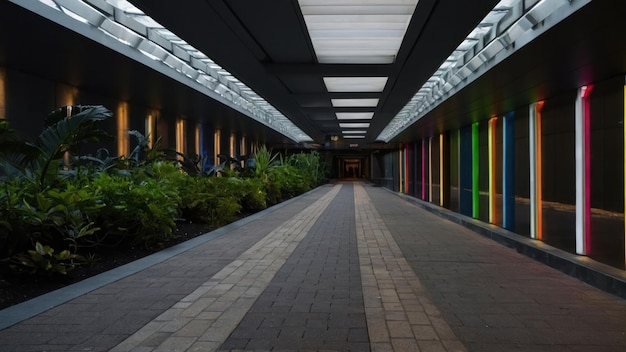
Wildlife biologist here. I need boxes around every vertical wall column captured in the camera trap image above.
[503,111,515,231]
[575,85,593,255]
[530,101,544,240]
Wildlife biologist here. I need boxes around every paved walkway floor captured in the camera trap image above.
[0,182,625,351]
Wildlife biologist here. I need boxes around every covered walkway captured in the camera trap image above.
[0,182,625,352]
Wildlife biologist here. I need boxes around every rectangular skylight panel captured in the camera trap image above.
[324,77,388,92]
[336,112,374,120]
[339,123,370,128]
[332,99,379,107]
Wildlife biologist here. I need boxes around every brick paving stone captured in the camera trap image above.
[0,186,330,352]
[365,183,626,351]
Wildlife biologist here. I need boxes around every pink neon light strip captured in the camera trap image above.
[422,139,426,200]
[583,86,593,254]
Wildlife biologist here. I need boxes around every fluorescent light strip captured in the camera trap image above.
[340,123,370,128]
[299,0,419,64]
[342,130,367,134]
[344,135,365,139]
[336,112,374,120]
[324,77,388,92]
[331,98,379,107]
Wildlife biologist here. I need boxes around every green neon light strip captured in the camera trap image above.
[472,122,480,218]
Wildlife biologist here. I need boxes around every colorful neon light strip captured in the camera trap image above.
[405,144,410,194]
[529,102,544,240]
[439,134,444,206]
[472,122,480,218]
[422,139,426,200]
[429,136,433,203]
[488,117,497,223]
[575,86,593,254]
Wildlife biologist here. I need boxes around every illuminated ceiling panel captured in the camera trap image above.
[299,0,419,64]
[336,112,374,120]
[324,77,388,92]
[331,98,379,107]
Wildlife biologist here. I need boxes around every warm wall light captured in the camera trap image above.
[230,133,236,158]
[176,118,186,156]
[117,102,129,157]
[214,129,221,165]
[145,113,157,148]
[195,122,202,157]
[0,68,5,119]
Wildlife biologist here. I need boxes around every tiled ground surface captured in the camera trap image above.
[0,181,625,352]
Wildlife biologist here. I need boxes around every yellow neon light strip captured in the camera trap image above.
[536,102,544,240]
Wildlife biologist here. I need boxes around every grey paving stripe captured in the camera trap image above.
[354,183,467,352]
[220,183,369,351]
[110,184,342,352]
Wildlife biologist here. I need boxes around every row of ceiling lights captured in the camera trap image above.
[298,0,419,141]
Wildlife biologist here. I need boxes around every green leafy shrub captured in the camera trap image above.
[91,173,180,247]
[9,241,84,276]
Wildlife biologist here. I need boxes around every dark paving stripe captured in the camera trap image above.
[219,183,369,352]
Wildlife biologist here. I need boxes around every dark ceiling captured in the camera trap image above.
[1,1,625,146]
[128,0,500,144]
